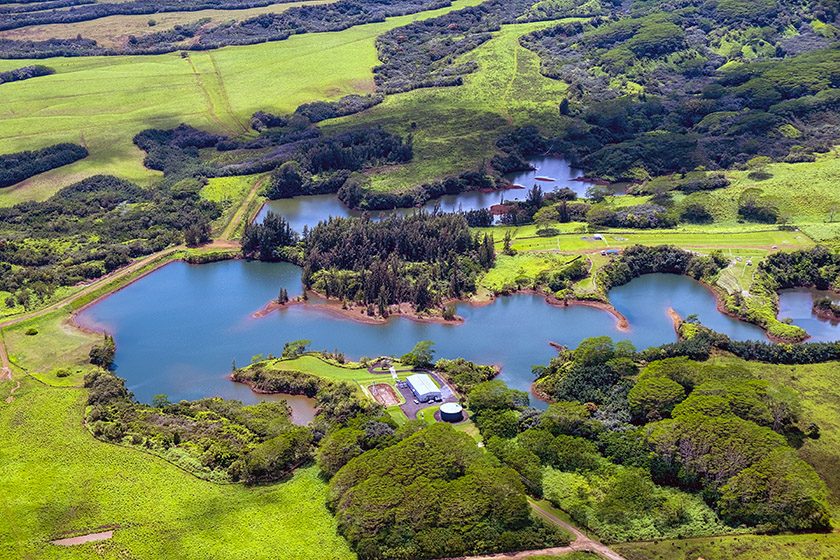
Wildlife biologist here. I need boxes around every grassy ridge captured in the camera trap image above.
[324,20,574,192]
[0,381,354,560]
[0,0,484,206]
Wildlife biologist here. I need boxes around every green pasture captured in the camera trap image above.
[0,381,354,560]
[200,173,266,233]
[479,227,814,254]
[615,532,840,560]
[0,1,332,49]
[480,253,578,291]
[257,354,393,386]
[3,309,101,387]
[323,20,576,192]
[0,0,484,206]
[703,149,840,226]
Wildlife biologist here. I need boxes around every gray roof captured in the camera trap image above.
[407,373,439,395]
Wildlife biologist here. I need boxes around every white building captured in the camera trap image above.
[406,373,441,403]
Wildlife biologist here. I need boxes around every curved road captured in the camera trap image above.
[436,502,627,560]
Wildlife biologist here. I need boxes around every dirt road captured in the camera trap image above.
[436,502,627,560]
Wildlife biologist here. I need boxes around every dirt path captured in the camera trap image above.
[437,502,627,560]
[185,54,239,136]
[220,175,268,242]
[207,52,250,134]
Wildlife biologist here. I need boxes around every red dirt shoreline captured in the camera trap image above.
[251,290,465,325]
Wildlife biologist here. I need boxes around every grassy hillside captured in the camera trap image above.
[0,0,484,206]
[0,379,355,560]
[324,20,575,192]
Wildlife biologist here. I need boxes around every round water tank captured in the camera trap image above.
[440,402,464,423]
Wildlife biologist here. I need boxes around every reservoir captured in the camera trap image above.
[778,288,840,342]
[257,189,508,233]
[77,262,769,411]
[503,155,598,198]
[256,156,595,232]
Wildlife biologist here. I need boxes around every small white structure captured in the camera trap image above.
[440,402,464,423]
[390,366,398,381]
[407,373,441,403]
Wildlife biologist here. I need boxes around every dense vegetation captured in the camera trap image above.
[0,0,301,31]
[516,0,840,179]
[0,174,218,308]
[84,369,313,483]
[327,422,569,559]
[300,212,495,311]
[0,142,87,189]
[597,244,728,290]
[520,337,833,537]
[758,246,840,291]
[0,64,53,85]
[133,122,413,203]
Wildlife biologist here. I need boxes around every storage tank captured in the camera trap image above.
[439,402,464,423]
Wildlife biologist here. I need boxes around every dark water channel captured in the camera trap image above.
[778,288,840,342]
[77,262,770,417]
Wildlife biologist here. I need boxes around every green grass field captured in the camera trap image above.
[0,0,485,206]
[2,310,100,387]
[324,20,575,192]
[200,173,266,234]
[0,1,332,49]
[0,380,354,560]
[480,253,578,291]
[615,532,840,560]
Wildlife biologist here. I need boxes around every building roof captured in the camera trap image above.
[407,373,439,395]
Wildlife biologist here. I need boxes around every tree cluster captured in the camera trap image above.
[517,2,840,179]
[0,142,88,189]
[327,422,569,560]
[299,212,495,310]
[0,174,218,307]
[373,0,581,94]
[83,369,312,483]
[0,64,54,85]
[597,244,729,290]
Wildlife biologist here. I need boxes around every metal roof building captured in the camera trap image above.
[407,373,441,403]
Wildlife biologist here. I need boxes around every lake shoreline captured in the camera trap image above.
[252,290,465,325]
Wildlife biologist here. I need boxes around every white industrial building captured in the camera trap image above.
[406,373,441,403]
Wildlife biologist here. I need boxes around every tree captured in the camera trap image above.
[558,98,570,115]
[628,377,686,421]
[402,340,435,368]
[282,339,311,358]
[468,380,529,412]
[317,428,364,477]
[89,334,116,369]
[534,206,559,235]
[151,394,171,408]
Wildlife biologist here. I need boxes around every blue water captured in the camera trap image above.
[778,288,840,342]
[256,190,508,233]
[256,156,595,232]
[77,262,769,408]
[503,155,598,198]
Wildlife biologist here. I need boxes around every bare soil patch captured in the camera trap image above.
[52,530,114,546]
[369,383,400,406]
